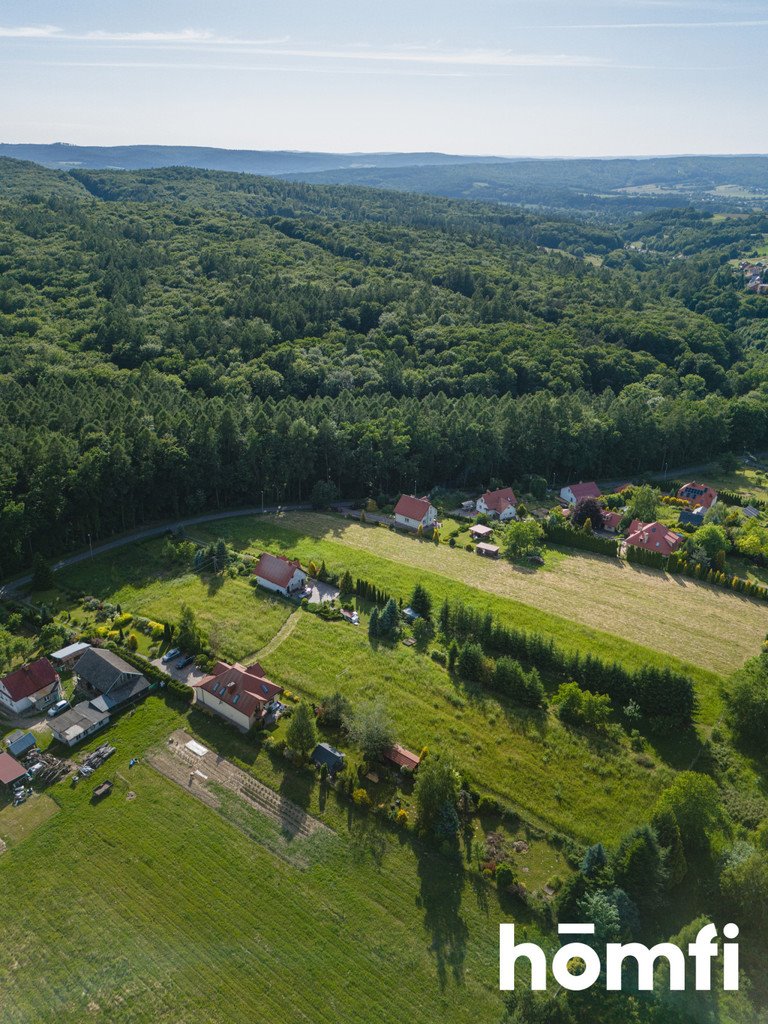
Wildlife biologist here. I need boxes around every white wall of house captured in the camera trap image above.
[51,717,107,747]
[0,682,58,716]
[255,567,307,597]
[395,505,437,530]
[559,486,577,505]
[476,498,517,521]
[195,688,253,731]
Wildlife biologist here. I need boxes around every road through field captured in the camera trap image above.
[279,512,765,675]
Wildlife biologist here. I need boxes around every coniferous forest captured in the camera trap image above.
[2,155,768,574]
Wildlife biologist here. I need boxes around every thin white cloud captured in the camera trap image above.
[0,24,61,38]
[551,18,768,28]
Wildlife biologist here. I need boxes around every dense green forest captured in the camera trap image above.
[1,157,768,574]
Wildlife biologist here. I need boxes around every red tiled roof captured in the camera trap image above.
[1,657,58,702]
[383,744,421,770]
[480,487,517,514]
[601,511,623,530]
[0,751,27,785]
[199,661,283,720]
[254,552,304,588]
[565,481,602,501]
[394,494,433,521]
[625,520,683,557]
[677,482,717,509]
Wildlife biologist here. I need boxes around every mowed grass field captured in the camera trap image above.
[191,513,727,724]
[57,539,291,662]
[272,512,765,678]
[0,700,510,1024]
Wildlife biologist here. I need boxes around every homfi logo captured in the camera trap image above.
[500,922,740,992]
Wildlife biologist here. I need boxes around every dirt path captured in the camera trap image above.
[242,608,303,665]
[279,511,767,675]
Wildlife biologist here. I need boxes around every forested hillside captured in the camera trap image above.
[1,157,768,574]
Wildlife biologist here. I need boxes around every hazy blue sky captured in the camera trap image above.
[1,0,766,155]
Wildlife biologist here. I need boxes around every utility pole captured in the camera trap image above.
[88,533,93,559]
[261,489,264,514]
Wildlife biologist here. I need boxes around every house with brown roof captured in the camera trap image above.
[560,481,602,505]
[194,660,283,731]
[476,486,518,521]
[382,744,421,773]
[677,482,718,510]
[624,520,683,558]
[0,657,60,716]
[393,495,437,531]
[254,552,307,597]
[0,751,28,790]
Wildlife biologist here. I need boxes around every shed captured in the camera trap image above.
[311,742,346,775]
[469,524,494,541]
[0,752,28,788]
[382,744,421,772]
[476,542,500,558]
[49,641,91,668]
[6,732,36,759]
[402,606,420,623]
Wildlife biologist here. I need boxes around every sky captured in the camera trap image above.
[1,0,767,157]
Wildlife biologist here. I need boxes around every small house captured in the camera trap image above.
[311,742,346,776]
[74,648,150,713]
[469,524,494,541]
[0,752,28,790]
[476,487,518,521]
[624,520,683,557]
[560,482,602,506]
[195,661,283,731]
[393,495,437,531]
[601,511,623,533]
[677,482,717,509]
[679,509,706,529]
[382,744,421,772]
[48,701,110,747]
[5,731,36,760]
[476,542,500,558]
[253,552,307,597]
[49,641,91,670]
[0,657,61,716]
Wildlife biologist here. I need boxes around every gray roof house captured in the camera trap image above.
[311,742,346,775]
[49,701,110,747]
[74,648,150,713]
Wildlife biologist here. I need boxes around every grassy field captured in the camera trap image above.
[704,465,768,504]
[0,698,523,1024]
[190,513,727,723]
[261,612,673,844]
[0,794,58,846]
[56,539,292,662]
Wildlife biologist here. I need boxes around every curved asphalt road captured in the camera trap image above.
[0,503,317,599]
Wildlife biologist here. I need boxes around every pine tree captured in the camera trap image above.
[379,597,399,635]
[368,607,380,639]
[286,702,318,763]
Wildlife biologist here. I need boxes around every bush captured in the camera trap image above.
[352,788,372,808]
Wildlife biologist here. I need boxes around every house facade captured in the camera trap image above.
[73,647,150,713]
[48,701,110,747]
[254,552,307,597]
[393,495,437,531]
[476,487,518,521]
[0,658,60,716]
[194,661,283,731]
[560,482,602,505]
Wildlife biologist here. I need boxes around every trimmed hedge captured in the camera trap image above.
[544,522,619,557]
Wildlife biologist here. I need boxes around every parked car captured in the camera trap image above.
[176,655,195,669]
[47,699,71,718]
[162,647,180,664]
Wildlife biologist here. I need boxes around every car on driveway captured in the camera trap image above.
[176,655,195,669]
[162,647,180,664]
[47,699,71,718]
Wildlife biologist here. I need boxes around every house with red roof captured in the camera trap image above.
[382,744,421,773]
[254,552,307,597]
[0,657,60,716]
[393,494,437,531]
[0,751,29,790]
[677,482,718,510]
[560,481,602,505]
[476,486,518,522]
[601,511,623,533]
[194,660,284,731]
[624,520,684,558]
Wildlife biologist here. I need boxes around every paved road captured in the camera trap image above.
[0,503,320,599]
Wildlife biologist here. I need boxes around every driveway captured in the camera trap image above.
[151,659,207,687]
[306,580,340,605]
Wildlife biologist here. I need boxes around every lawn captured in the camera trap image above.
[704,465,768,504]
[0,793,59,845]
[0,698,522,1024]
[261,612,673,845]
[191,513,728,723]
[54,539,292,662]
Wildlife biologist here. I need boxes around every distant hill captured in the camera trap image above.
[0,142,514,176]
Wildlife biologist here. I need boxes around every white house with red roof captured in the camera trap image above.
[194,660,283,731]
[677,482,718,510]
[393,494,437,531]
[624,520,684,557]
[560,481,602,505]
[476,486,518,521]
[0,657,60,716]
[601,510,623,533]
[254,552,307,597]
